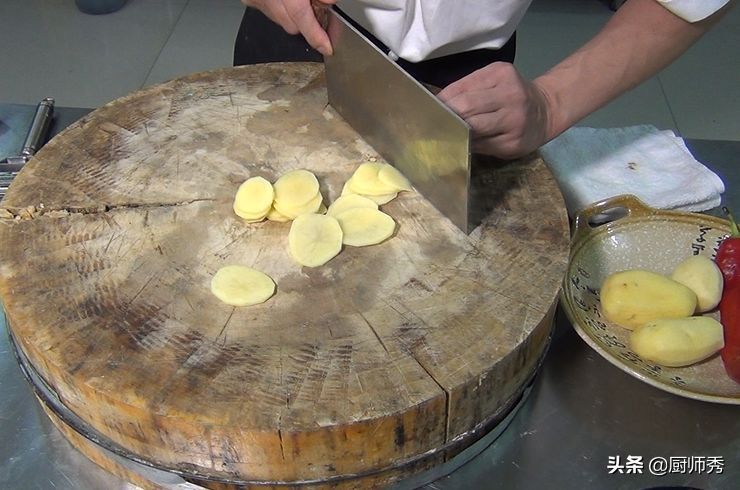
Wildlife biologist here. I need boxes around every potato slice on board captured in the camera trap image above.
[327,194,378,217]
[273,169,320,208]
[234,202,271,221]
[348,163,397,196]
[364,192,398,205]
[288,214,344,267]
[274,191,323,219]
[341,180,398,205]
[378,164,412,192]
[266,207,291,222]
[211,265,276,307]
[233,176,274,220]
[334,208,396,247]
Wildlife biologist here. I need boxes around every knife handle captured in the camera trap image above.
[21,97,55,158]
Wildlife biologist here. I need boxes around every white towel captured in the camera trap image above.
[539,125,725,216]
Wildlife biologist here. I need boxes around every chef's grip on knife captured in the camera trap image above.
[240,0,336,56]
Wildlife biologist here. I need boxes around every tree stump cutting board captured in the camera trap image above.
[0,63,569,488]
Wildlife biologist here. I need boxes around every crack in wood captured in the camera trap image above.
[0,198,216,222]
[406,349,452,444]
[277,429,286,462]
[358,312,389,355]
[216,308,236,345]
[128,275,157,305]
[358,309,452,442]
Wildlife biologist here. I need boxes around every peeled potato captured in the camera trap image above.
[211,265,276,307]
[600,269,697,330]
[670,255,724,312]
[273,169,320,208]
[334,208,396,247]
[233,176,274,220]
[630,316,724,367]
[288,214,343,267]
[327,194,378,217]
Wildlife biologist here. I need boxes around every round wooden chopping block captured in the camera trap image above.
[0,63,569,488]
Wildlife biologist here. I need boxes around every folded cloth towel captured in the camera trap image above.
[539,125,725,216]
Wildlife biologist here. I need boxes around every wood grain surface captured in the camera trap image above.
[0,63,570,487]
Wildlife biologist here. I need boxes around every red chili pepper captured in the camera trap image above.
[718,207,740,383]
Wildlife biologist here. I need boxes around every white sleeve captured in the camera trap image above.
[655,0,731,22]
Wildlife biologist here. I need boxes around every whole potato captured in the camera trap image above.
[630,316,724,367]
[600,269,697,329]
[670,255,724,312]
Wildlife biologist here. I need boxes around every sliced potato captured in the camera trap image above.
[334,208,396,247]
[348,162,397,196]
[671,255,724,312]
[327,194,378,217]
[266,207,291,222]
[342,181,398,205]
[378,164,412,192]
[273,191,323,219]
[234,201,271,218]
[630,316,724,367]
[233,176,274,220]
[288,214,343,267]
[341,181,354,196]
[273,169,320,208]
[364,192,398,205]
[211,265,276,307]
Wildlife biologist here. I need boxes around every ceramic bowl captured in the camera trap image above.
[561,194,739,404]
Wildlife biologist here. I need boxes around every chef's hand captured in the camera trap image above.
[437,62,553,160]
[241,0,337,56]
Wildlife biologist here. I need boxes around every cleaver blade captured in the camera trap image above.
[323,7,472,233]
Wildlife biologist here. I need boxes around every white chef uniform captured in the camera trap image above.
[338,0,731,62]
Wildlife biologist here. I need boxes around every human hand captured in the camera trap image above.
[242,0,338,56]
[437,62,554,160]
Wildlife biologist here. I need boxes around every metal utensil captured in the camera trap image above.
[323,8,473,232]
[0,97,54,199]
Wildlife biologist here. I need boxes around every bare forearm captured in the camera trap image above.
[535,0,730,141]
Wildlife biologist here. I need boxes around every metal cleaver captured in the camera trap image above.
[323,7,473,233]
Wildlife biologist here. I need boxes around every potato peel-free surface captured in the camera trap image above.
[334,208,396,247]
[274,191,323,219]
[288,214,344,267]
[273,169,320,208]
[378,164,412,192]
[266,207,291,222]
[347,163,397,196]
[630,316,724,367]
[327,194,378,217]
[364,192,398,205]
[233,176,274,220]
[211,265,276,307]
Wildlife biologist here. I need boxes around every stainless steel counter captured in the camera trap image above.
[1,104,738,489]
